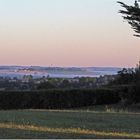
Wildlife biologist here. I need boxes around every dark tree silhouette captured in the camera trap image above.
[118,0,140,37]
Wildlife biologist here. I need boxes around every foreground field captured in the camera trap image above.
[0,110,139,139]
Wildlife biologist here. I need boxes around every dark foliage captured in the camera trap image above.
[109,62,140,104]
[118,0,140,37]
[0,89,120,110]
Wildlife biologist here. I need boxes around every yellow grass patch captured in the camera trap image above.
[0,123,139,138]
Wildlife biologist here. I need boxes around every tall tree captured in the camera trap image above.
[118,0,140,37]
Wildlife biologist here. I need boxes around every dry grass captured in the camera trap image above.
[0,110,139,138]
[0,123,139,139]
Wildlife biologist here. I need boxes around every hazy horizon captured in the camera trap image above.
[0,0,139,67]
[0,65,129,69]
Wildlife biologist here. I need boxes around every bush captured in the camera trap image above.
[0,89,120,110]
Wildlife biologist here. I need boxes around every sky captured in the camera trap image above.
[0,0,139,67]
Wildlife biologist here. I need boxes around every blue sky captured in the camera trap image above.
[0,0,130,23]
[0,0,133,30]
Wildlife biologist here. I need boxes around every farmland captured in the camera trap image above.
[0,109,139,139]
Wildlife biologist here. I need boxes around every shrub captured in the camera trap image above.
[0,89,120,110]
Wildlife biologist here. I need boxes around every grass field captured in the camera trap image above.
[0,109,139,139]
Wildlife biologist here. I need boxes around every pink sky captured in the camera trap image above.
[0,0,139,67]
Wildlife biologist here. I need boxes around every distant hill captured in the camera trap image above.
[0,66,122,78]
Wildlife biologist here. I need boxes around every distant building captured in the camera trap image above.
[22,75,33,83]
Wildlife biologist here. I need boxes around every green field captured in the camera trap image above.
[0,110,139,139]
